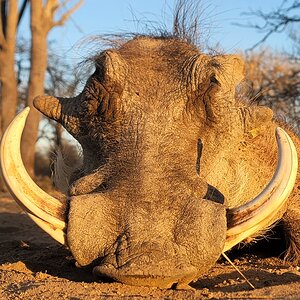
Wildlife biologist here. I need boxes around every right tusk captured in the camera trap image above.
[0,107,68,245]
[224,127,298,252]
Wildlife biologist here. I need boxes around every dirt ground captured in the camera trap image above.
[1,193,300,299]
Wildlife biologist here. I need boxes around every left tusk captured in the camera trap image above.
[28,212,67,245]
[224,127,298,252]
[0,107,68,245]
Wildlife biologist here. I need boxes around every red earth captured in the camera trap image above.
[1,193,300,299]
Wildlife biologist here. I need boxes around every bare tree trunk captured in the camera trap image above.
[21,0,83,179]
[0,0,18,191]
[0,43,18,191]
[21,1,47,178]
[0,112,3,192]
[0,44,18,130]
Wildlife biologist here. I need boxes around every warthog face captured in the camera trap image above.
[1,37,298,288]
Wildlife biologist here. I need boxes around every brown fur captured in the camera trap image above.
[35,36,300,287]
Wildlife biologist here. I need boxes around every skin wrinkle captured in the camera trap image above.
[91,40,225,276]
[181,54,203,95]
[32,36,300,287]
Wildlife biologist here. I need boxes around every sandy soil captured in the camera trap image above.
[1,193,300,299]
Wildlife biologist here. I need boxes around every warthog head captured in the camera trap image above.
[1,37,298,288]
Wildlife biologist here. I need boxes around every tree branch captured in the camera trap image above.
[17,0,29,27]
[52,0,83,28]
[5,0,18,46]
[235,0,300,50]
[44,0,59,18]
[0,0,6,46]
[1,0,6,36]
[247,22,285,51]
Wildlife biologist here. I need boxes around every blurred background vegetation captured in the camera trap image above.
[0,0,299,192]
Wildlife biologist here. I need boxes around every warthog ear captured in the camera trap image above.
[94,50,128,90]
[203,55,245,122]
[34,51,128,136]
[92,51,128,120]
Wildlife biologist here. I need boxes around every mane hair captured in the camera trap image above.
[77,0,210,65]
[52,145,83,194]
[172,0,208,47]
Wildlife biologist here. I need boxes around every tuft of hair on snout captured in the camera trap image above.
[51,144,83,195]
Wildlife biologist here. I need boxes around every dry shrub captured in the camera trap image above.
[242,48,300,131]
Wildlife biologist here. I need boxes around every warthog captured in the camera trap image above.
[1,35,300,288]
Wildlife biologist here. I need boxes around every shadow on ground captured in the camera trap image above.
[1,195,300,299]
[0,209,96,283]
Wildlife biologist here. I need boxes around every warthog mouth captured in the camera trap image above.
[93,261,199,288]
[0,107,298,286]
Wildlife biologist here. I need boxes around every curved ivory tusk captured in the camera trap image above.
[224,127,298,252]
[28,212,67,245]
[0,107,67,245]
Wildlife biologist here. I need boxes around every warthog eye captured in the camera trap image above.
[204,184,225,204]
[209,75,220,86]
[196,138,203,175]
[93,64,107,82]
